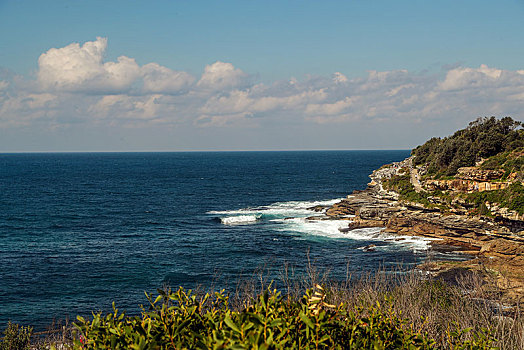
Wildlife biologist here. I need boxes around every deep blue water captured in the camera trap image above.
[0,150,447,329]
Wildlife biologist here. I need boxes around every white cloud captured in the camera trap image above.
[332,72,348,84]
[438,64,520,91]
[38,37,141,93]
[386,84,415,97]
[141,63,195,94]
[0,80,9,91]
[199,88,327,117]
[305,97,355,116]
[88,94,171,125]
[0,92,58,127]
[37,37,195,95]
[2,37,524,143]
[195,112,257,128]
[197,61,248,90]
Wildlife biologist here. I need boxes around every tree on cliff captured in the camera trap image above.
[412,116,523,176]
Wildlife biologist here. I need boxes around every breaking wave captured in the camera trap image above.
[221,215,261,225]
[208,198,434,252]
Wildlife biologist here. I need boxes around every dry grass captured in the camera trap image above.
[227,262,523,349]
[9,260,524,349]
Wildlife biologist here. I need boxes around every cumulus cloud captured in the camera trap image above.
[1,38,524,138]
[0,92,58,127]
[37,37,195,95]
[438,64,524,91]
[141,63,195,94]
[305,97,356,116]
[197,61,249,90]
[332,72,348,84]
[38,37,141,93]
[0,80,9,91]
[88,94,168,125]
[194,87,331,127]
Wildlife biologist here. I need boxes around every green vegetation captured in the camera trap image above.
[0,321,32,350]
[464,182,524,215]
[383,169,524,216]
[412,117,523,177]
[480,148,524,180]
[4,267,524,349]
[72,282,501,349]
[400,117,524,215]
[73,286,437,349]
[382,174,450,210]
[383,174,431,206]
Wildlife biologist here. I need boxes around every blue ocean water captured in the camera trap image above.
[1,151,458,329]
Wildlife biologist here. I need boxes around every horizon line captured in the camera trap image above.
[0,148,412,154]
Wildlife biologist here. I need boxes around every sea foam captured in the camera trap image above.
[209,198,433,252]
[221,215,261,225]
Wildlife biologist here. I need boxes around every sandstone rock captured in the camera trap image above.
[456,167,504,181]
[308,205,329,212]
[320,157,524,302]
[323,155,524,303]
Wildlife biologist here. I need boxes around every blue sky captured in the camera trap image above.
[1,0,524,151]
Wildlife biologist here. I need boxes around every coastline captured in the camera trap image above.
[320,156,524,304]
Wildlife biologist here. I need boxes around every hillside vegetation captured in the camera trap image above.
[380,117,524,217]
[412,117,523,177]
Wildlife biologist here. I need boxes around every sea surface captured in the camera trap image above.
[0,151,466,329]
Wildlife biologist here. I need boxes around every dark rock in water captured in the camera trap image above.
[306,215,332,221]
[308,205,329,212]
[347,220,386,230]
[362,244,376,252]
[364,244,377,252]
[384,237,406,241]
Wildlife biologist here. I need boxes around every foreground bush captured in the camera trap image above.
[72,284,494,349]
[0,321,32,350]
[4,268,520,349]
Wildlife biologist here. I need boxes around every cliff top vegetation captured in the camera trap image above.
[412,116,523,177]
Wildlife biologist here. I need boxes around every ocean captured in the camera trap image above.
[0,151,464,329]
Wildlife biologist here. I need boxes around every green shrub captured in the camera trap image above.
[0,321,32,350]
[383,175,435,208]
[465,182,524,215]
[74,286,438,349]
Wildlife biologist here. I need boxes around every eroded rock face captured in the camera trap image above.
[424,178,511,193]
[322,173,524,303]
[456,167,505,181]
[357,203,402,220]
[488,203,524,221]
[321,148,524,301]
[312,153,524,301]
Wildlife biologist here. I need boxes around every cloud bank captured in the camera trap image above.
[1,37,523,149]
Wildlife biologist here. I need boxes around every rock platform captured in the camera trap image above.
[318,172,524,303]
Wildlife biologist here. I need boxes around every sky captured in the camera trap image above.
[1,0,524,152]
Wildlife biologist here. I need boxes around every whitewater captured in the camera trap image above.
[209,198,435,253]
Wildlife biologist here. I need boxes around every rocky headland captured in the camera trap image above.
[316,117,524,304]
[318,157,524,303]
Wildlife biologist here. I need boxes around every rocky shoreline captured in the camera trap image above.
[315,158,524,304]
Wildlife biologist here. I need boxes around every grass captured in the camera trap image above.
[3,263,523,349]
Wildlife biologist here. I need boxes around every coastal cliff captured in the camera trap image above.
[324,117,524,303]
